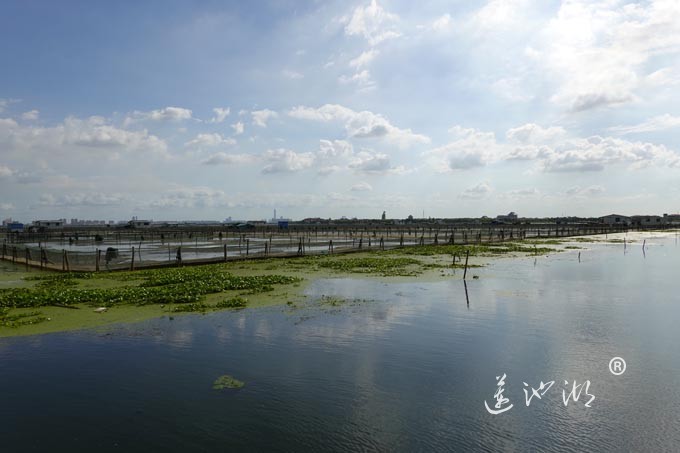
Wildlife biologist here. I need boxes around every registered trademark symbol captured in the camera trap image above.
[609,357,626,376]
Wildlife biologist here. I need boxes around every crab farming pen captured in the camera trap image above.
[0,222,639,272]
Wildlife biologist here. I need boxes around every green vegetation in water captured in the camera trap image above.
[0,308,49,328]
[215,296,248,308]
[564,246,583,249]
[316,256,422,276]
[382,243,556,257]
[213,374,245,390]
[0,264,300,335]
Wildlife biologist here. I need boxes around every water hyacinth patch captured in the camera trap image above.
[213,375,245,390]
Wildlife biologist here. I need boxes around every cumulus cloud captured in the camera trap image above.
[349,49,379,69]
[21,110,39,121]
[344,0,400,46]
[541,136,680,172]
[424,122,680,173]
[231,121,245,135]
[251,109,278,127]
[201,152,256,166]
[338,70,376,90]
[261,149,315,174]
[425,126,500,171]
[185,133,236,148]
[349,151,391,173]
[459,182,493,200]
[540,0,680,111]
[209,107,230,123]
[0,115,168,157]
[506,123,567,144]
[288,104,430,148]
[350,182,373,192]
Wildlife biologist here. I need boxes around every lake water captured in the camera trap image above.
[1,232,679,452]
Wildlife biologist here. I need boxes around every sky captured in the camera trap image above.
[1,0,679,222]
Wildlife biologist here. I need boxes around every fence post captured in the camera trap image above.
[224,243,228,262]
[130,246,135,270]
[96,249,100,272]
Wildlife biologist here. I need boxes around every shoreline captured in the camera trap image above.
[0,230,673,338]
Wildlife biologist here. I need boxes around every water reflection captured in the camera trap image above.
[1,232,679,451]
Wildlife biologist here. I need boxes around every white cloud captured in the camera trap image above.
[565,185,605,197]
[37,192,127,207]
[459,181,493,200]
[426,126,500,171]
[282,69,304,79]
[608,114,680,135]
[349,151,391,173]
[338,70,376,90]
[21,110,39,121]
[539,0,680,111]
[506,123,567,144]
[424,122,680,173]
[349,49,379,69]
[344,0,401,46]
[201,152,256,166]
[351,182,373,192]
[288,104,430,148]
[251,109,278,127]
[0,164,15,178]
[317,139,354,161]
[231,121,245,135]
[261,148,315,173]
[209,107,230,123]
[125,106,193,124]
[0,98,19,113]
[431,13,452,32]
[185,133,236,147]
[0,115,168,157]
[503,188,540,198]
[541,136,680,172]
[0,203,14,210]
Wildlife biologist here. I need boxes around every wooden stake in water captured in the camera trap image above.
[463,250,470,280]
[578,251,581,263]
[464,280,470,308]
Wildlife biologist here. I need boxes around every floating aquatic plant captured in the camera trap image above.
[213,374,245,390]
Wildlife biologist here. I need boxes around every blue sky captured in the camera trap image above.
[1,0,679,222]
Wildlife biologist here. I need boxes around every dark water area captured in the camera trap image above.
[1,233,680,452]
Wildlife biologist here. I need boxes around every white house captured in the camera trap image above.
[33,220,65,229]
[600,214,631,226]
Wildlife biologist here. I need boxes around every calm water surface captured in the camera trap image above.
[1,233,679,452]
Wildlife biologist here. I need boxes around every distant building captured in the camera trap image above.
[663,214,680,225]
[496,212,518,222]
[600,214,631,226]
[631,215,662,227]
[127,219,153,228]
[6,222,24,232]
[33,220,65,229]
